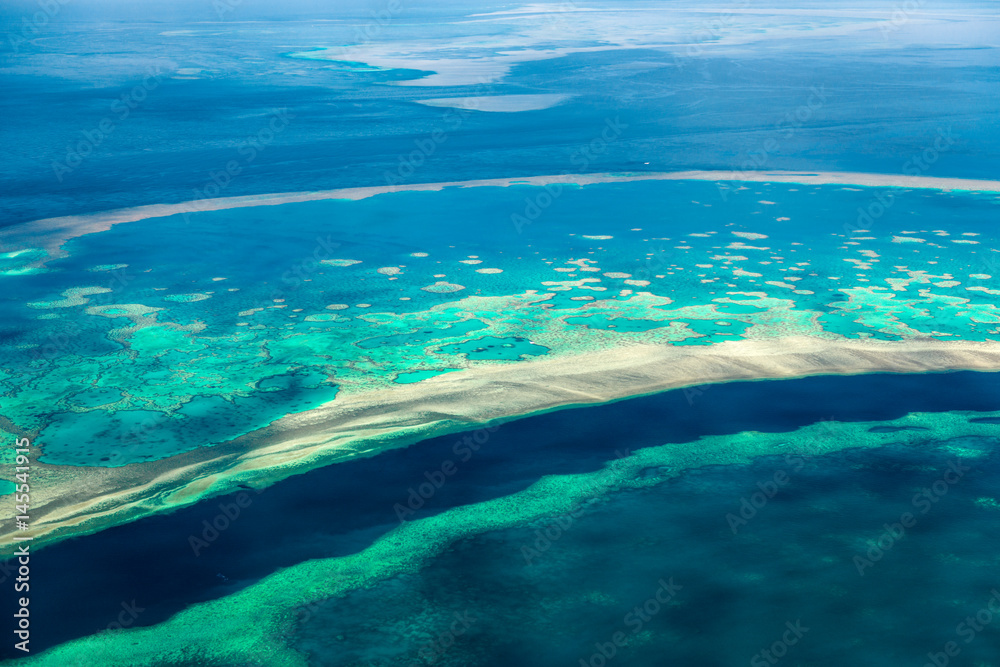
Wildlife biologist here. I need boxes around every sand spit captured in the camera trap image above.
[4,170,999,267]
[5,335,1000,550]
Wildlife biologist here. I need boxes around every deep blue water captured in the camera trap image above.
[294,436,1000,666]
[2,10,999,226]
[2,369,1000,659]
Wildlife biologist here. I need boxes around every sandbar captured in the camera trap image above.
[5,334,1000,551]
[4,170,999,269]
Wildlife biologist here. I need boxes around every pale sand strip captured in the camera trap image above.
[4,335,1000,550]
[4,170,999,261]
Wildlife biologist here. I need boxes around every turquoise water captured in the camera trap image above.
[3,4,1000,664]
[566,315,672,332]
[358,319,488,349]
[35,369,338,466]
[675,319,753,344]
[435,336,550,361]
[3,181,999,466]
[393,369,461,384]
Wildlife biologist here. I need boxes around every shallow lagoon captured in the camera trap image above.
[4,180,999,468]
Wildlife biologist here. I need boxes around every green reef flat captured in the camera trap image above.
[3,178,999,469]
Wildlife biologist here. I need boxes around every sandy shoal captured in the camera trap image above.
[4,334,1000,550]
[4,170,999,262]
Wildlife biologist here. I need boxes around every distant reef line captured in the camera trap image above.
[5,335,1000,552]
[4,170,1000,263]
